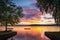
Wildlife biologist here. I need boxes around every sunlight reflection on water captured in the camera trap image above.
[0,26,59,40]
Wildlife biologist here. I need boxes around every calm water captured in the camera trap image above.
[0,26,59,40]
[7,26,49,40]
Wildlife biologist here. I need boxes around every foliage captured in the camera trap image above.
[53,0,60,24]
[37,0,54,11]
[0,0,23,31]
[37,0,60,24]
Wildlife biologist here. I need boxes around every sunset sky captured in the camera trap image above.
[12,0,55,24]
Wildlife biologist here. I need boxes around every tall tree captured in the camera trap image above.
[37,0,55,12]
[0,0,23,31]
[37,0,59,24]
[51,0,60,24]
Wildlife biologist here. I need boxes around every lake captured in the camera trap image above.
[0,26,60,40]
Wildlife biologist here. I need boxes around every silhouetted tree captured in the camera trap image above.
[37,0,55,12]
[53,0,60,24]
[0,0,23,31]
[37,0,60,24]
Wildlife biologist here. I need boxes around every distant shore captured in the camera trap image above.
[0,24,60,26]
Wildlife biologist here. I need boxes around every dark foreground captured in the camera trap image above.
[45,32,60,40]
[0,31,17,40]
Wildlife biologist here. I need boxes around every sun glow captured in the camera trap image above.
[19,13,55,25]
[19,7,55,25]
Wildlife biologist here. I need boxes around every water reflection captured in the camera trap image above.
[0,26,59,40]
[9,31,47,40]
[7,26,59,40]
